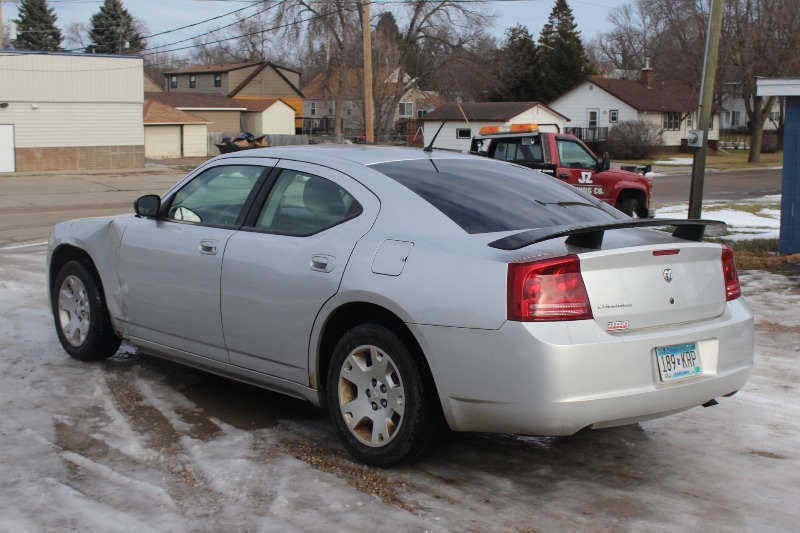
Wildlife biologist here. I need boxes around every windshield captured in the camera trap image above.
[370,158,624,234]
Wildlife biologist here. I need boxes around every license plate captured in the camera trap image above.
[656,342,702,382]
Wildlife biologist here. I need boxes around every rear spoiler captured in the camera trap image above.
[488,219,726,251]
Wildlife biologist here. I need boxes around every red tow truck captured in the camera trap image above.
[469,124,654,217]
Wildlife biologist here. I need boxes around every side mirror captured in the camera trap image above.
[134,195,161,217]
[596,151,611,171]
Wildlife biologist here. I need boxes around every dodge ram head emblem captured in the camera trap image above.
[663,268,673,283]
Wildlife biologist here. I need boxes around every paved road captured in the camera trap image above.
[649,166,783,205]
[0,167,187,248]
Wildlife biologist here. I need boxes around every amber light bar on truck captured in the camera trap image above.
[478,123,540,136]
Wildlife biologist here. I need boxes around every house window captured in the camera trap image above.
[347,101,353,116]
[588,109,599,128]
[687,113,693,128]
[417,109,428,119]
[609,110,618,123]
[399,102,413,116]
[328,101,335,115]
[710,113,715,130]
[170,75,177,89]
[310,102,317,116]
[456,128,471,139]
[214,74,222,88]
[189,75,196,89]
[663,112,681,131]
[731,111,741,126]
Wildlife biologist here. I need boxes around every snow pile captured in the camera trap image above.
[654,157,695,165]
[657,196,781,240]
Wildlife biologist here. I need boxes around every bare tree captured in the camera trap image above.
[722,0,800,161]
[271,0,490,139]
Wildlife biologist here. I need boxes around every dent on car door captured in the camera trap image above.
[220,162,380,384]
[119,161,274,362]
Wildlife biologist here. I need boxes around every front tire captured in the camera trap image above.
[326,324,441,467]
[52,260,121,361]
[618,197,643,218]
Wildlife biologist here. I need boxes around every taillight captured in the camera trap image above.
[721,245,741,301]
[507,255,593,321]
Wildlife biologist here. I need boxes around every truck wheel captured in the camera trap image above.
[327,323,441,467]
[618,198,642,218]
[53,260,121,361]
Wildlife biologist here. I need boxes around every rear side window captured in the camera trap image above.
[371,158,623,234]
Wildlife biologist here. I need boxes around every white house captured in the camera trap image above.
[549,66,725,148]
[720,86,782,131]
[419,102,569,152]
[0,50,145,172]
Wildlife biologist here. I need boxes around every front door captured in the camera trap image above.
[555,137,608,202]
[119,161,274,362]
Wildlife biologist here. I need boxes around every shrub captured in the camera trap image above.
[604,120,663,160]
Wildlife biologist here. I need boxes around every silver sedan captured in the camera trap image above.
[48,146,754,467]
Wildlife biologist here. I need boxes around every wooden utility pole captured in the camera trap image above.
[688,0,725,219]
[361,0,374,144]
[0,0,5,48]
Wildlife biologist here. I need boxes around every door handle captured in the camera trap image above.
[558,173,570,180]
[311,254,335,273]
[199,239,219,255]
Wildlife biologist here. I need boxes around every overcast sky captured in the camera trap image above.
[3,0,630,55]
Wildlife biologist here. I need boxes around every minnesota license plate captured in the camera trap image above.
[656,342,702,382]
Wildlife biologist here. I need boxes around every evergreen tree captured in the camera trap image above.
[537,0,590,101]
[12,0,63,52]
[86,0,145,54]
[488,25,542,102]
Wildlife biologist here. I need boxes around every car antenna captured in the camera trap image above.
[423,118,448,153]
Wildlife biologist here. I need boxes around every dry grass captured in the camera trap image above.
[619,150,784,170]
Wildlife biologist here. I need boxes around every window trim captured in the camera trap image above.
[310,102,317,116]
[609,109,618,124]
[214,73,222,88]
[189,75,196,89]
[328,101,335,115]
[456,128,472,139]
[170,75,177,89]
[663,112,681,131]
[399,102,413,117]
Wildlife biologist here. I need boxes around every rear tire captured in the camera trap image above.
[326,324,441,467]
[52,260,121,361]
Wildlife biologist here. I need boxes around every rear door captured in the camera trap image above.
[220,161,380,384]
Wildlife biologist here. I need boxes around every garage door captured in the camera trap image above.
[144,125,182,158]
[0,125,15,172]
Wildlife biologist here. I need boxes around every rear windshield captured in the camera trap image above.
[371,158,624,234]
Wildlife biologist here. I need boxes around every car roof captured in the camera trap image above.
[216,144,477,167]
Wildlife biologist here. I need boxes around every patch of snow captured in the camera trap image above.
[654,157,694,165]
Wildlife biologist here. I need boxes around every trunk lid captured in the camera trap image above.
[579,244,726,332]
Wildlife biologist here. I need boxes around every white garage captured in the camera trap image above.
[144,99,209,159]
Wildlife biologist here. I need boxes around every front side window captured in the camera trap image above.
[328,101,335,115]
[256,170,361,235]
[310,102,317,116]
[167,165,265,226]
[214,73,222,87]
[417,109,428,118]
[189,75,196,89]
[170,75,177,89]
[456,128,471,139]
[663,112,681,131]
[399,102,413,116]
[556,138,597,169]
[609,109,618,123]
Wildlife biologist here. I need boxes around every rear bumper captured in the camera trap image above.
[411,298,754,435]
